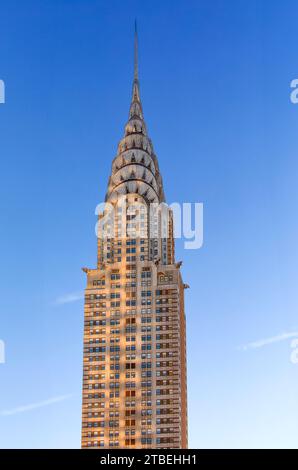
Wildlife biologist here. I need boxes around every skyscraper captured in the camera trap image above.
[81,25,188,449]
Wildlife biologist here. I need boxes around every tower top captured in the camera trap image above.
[105,23,165,204]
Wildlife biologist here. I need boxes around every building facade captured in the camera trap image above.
[81,27,188,449]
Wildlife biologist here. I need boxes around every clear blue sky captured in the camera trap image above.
[0,0,298,448]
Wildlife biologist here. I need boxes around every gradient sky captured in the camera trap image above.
[0,0,298,449]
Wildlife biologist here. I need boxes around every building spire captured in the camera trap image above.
[130,20,141,114]
[134,19,138,81]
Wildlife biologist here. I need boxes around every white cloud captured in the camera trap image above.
[54,292,83,305]
[0,394,73,416]
[239,331,298,351]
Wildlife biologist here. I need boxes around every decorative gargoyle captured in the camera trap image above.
[183,283,190,289]
[175,261,183,269]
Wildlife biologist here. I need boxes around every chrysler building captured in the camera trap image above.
[81,25,188,449]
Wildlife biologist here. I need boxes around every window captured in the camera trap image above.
[126,247,136,253]
[93,279,105,287]
[111,273,120,280]
[110,293,120,299]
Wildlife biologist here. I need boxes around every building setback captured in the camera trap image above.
[81,26,188,449]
